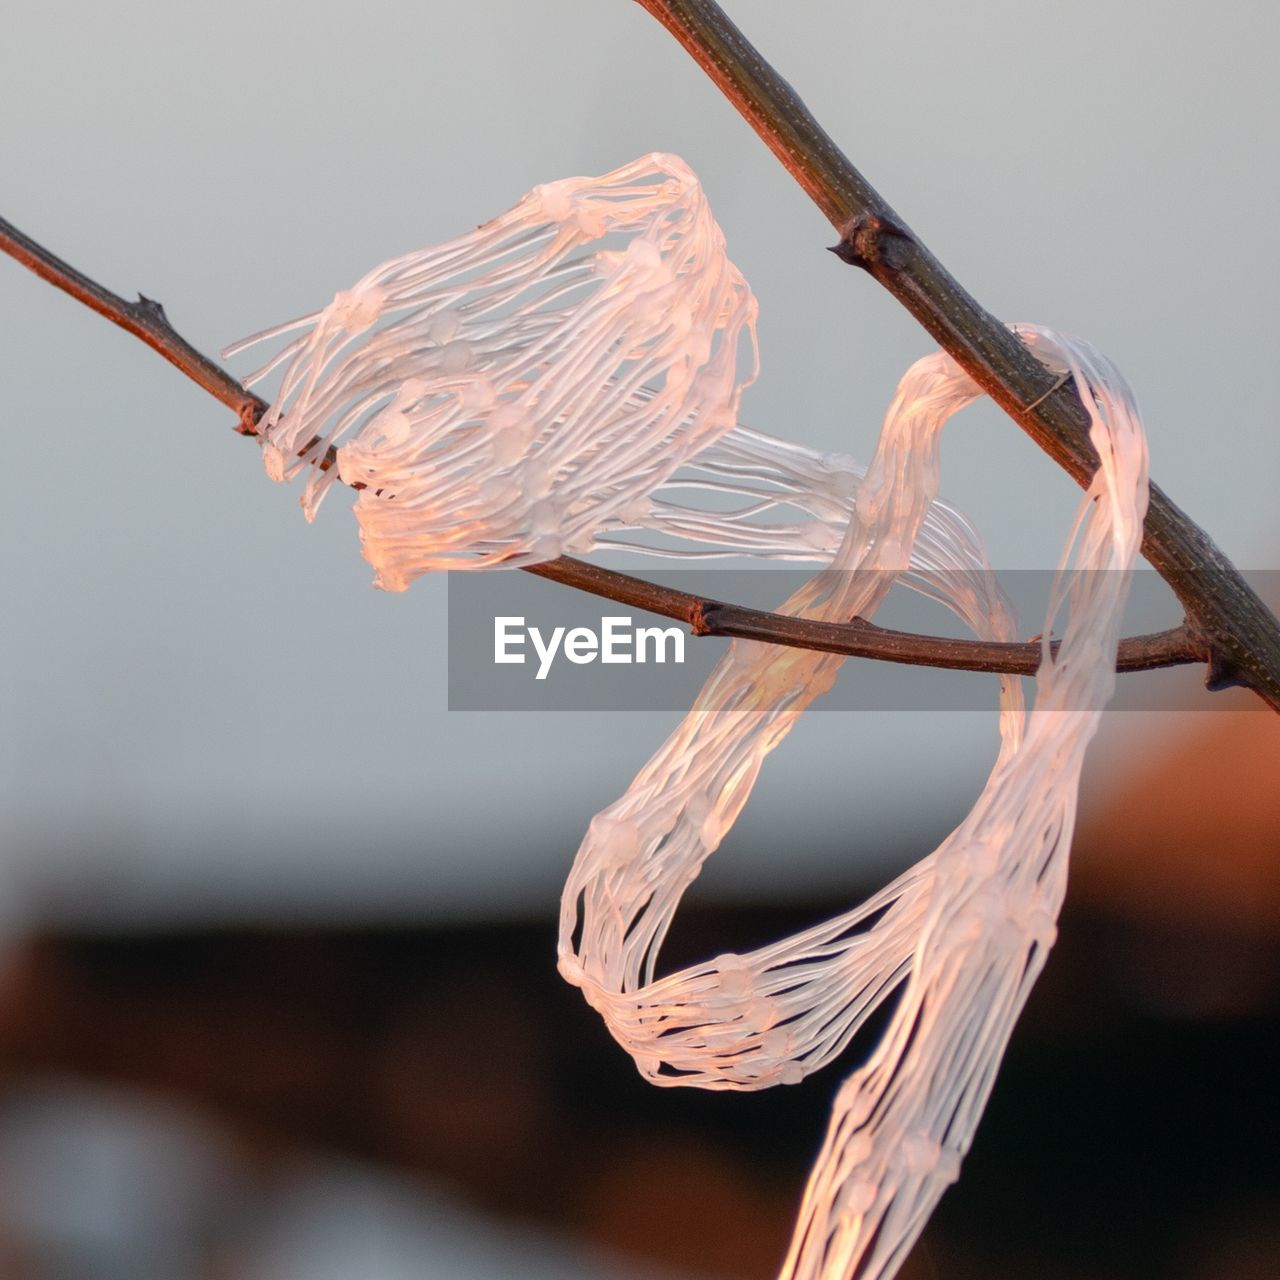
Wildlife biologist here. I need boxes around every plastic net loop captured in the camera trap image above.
[225,154,758,589]
[227,157,1149,1280]
[559,326,1149,1280]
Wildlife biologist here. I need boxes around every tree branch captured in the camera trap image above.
[0,215,266,436]
[529,557,1203,675]
[0,216,1214,685]
[635,0,1280,711]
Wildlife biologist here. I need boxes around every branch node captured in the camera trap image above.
[1204,652,1247,693]
[829,213,912,274]
[689,600,718,636]
[135,293,169,326]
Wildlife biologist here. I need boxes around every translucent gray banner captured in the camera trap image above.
[447,569,1278,712]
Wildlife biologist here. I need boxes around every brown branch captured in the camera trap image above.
[0,216,267,437]
[635,0,1280,712]
[530,558,1203,675]
[0,216,1215,683]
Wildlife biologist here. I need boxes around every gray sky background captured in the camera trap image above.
[1,1,1276,927]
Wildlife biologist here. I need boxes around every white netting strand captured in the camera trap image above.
[558,347,1025,1087]
[559,327,1148,1280]
[225,153,758,589]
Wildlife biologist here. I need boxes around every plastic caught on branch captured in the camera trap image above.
[558,342,1026,1085]
[224,154,757,589]
[631,419,1015,634]
[559,327,1148,1280]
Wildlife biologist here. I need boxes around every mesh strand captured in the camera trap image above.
[559,326,1148,1280]
[225,153,758,589]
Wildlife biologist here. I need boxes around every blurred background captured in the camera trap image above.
[0,1,1277,1276]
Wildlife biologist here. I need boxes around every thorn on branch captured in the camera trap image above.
[135,293,169,325]
[828,213,913,274]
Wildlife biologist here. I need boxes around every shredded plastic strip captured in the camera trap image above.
[559,327,1148,1280]
[225,153,758,589]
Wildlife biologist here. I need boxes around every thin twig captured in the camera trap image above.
[0,221,1204,681]
[0,216,1204,680]
[0,216,266,436]
[635,0,1280,711]
[530,558,1203,675]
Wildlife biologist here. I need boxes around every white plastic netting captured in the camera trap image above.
[229,157,1150,1280]
[561,326,1147,1280]
[225,153,757,589]
[556,346,1026,1084]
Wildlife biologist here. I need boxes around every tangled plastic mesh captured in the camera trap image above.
[227,159,1148,1280]
[225,153,757,589]
[559,326,1148,1280]
[627,418,1014,635]
[557,349,1024,1084]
